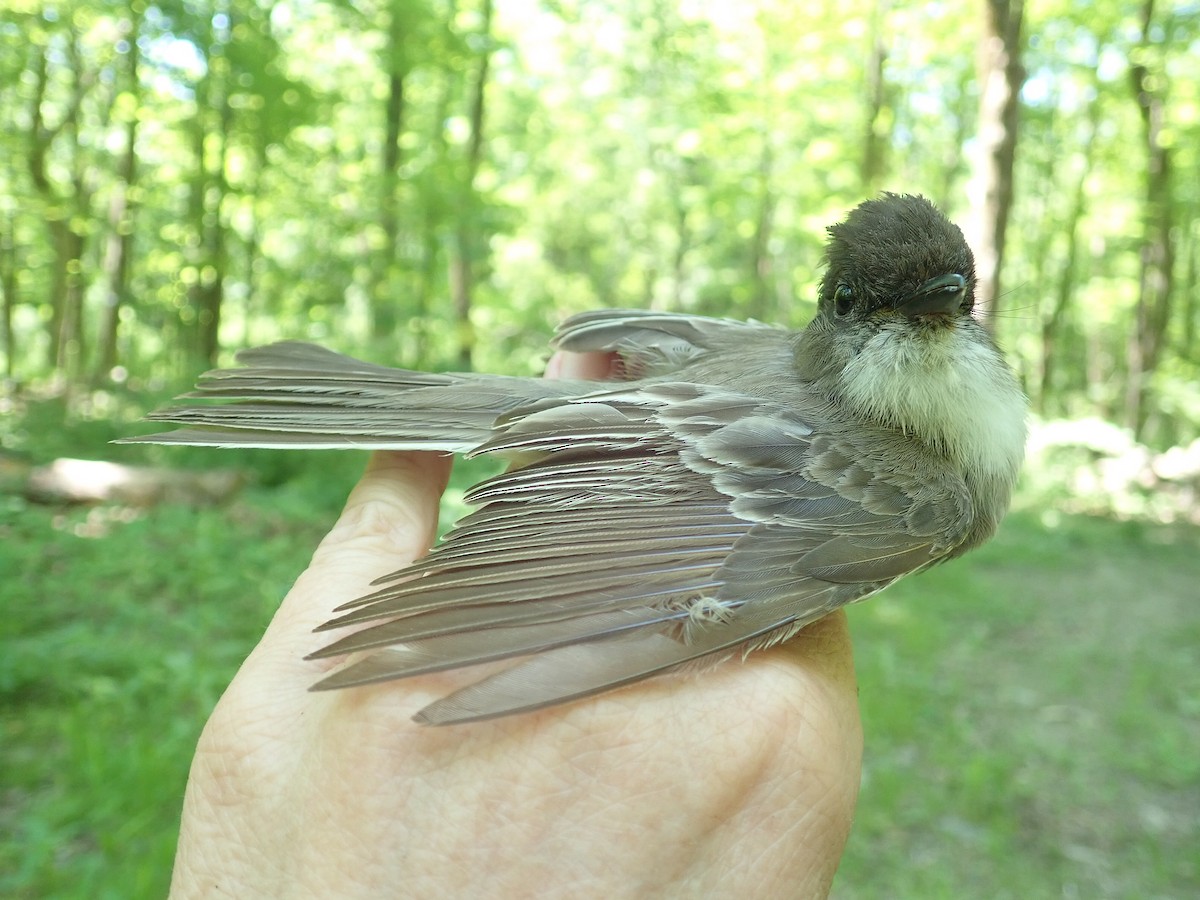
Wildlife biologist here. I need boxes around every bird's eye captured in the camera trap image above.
[834,284,854,316]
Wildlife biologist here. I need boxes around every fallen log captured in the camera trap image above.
[24,457,245,507]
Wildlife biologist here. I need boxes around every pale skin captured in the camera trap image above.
[170,352,864,900]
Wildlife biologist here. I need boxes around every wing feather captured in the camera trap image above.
[300,383,972,721]
[553,309,780,380]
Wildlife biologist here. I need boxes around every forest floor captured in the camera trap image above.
[2,403,1197,899]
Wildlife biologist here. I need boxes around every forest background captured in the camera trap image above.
[1,0,1198,897]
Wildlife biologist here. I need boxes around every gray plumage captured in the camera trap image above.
[122,194,1027,725]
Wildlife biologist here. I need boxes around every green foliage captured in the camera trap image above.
[1,0,1196,440]
[0,492,323,897]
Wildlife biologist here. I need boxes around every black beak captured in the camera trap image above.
[896,273,967,317]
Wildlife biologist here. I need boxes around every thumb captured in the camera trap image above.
[256,451,453,678]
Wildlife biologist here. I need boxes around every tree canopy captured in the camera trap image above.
[2,0,1197,446]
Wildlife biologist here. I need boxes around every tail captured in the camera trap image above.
[117,341,570,451]
[121,312,776,449]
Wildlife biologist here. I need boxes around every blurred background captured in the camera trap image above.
[1,0,1197,897]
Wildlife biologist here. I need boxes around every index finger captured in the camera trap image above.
[255,451,452,677]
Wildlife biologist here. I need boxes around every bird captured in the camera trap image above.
[123,193,1028,726]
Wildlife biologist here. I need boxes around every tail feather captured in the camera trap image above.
[115,341,578,450]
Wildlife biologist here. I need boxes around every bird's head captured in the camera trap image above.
[817,192,976,327]
[796,194,1026,483]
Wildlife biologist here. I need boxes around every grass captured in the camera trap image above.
[0,489,334,898]
[2,404,1197,898]
[837,509,1199,898]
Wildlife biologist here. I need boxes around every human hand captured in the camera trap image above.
[170,353,863,899]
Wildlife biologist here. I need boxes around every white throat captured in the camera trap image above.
[838,321,1027,483]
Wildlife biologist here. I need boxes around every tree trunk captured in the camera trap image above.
[372,0,408,341]
[747,139,774,322]
[185,20,231,367]
[27,32,93,378]
[186,112,228,365]
[239,143,268,351]
[416,61,455,364]
[94,11,141,383]
[1124,0,1175,440]
[449,0,493,370]
[1038,97,1099,413]
[970,0,1025,326]
[196,209,227,366]
[0,212,16,381]
[936,71,974,212]
[55,221,87,380]
[27,39,56,372]
[860,0,891,195]
[1040,155,1089,413]
[672,186,693,310]
[1182,213,1197,359]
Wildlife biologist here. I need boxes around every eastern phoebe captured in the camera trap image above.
[124,194,1027,725]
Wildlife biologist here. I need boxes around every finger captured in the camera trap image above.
[749,610,862,892]
[545,349,620,380]
[313,450,452,573]
[259,451,453,672]
[768,609,857,684]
